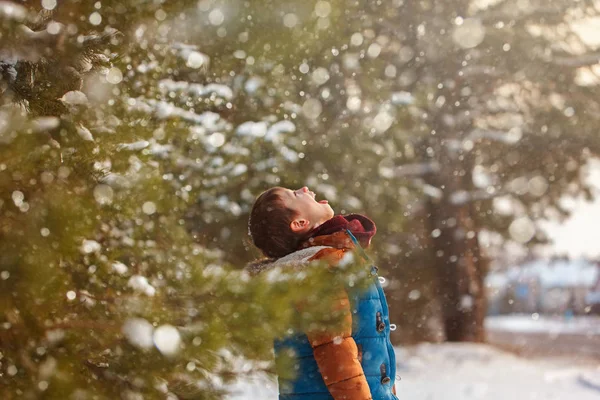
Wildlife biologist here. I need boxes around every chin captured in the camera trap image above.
[325,205,334,218]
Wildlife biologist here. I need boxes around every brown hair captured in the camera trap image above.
[248,187,306,258]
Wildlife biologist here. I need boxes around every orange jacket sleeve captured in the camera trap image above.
[304,248,372,400]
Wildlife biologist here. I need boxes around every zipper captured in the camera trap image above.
[380,363,391,384]
[376,311,385,332]
[345,229,397,389]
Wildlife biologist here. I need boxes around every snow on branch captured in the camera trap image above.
[128,98,229,132]
[172,43,210,71]
[158,79,233,101]
[236,120,296,143]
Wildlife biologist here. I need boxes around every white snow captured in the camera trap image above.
[76,125,94,141]
[228,343,600,400]
[185,51,210,69]
[422,183,444,199]
[302,98,322,119]
[30,117,60,132]
[142,201,156,215]
[93,184,114,205]
[230,164,248,176]
[453,18,486,49]
[80,239,101,254]
[61,91,88,105]
[236,120,296,143]
[372,110,394,133]
[148,142,173,156]
[398,343,600,400]
[158,79,233,100]
[153,324,181,356]
[265,120,296,141]
[129,98,228,132]
[279,146,299,163]
[127,275,156,296]
[391,91,415,105]
[11,190,24,206]
[112,261,128,275]
[311,67,330,85]
[173,44,210,70]
[449,190,470,205]
[236,121,268,138]
[244,77,264,94]
[100,173,131,189]
[118,141,150,151]
[136,61,158,74]
[122,318,154,350]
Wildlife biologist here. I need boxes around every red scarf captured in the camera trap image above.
[306,214,376,248]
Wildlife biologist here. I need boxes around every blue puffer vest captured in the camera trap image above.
[273,235,398,400]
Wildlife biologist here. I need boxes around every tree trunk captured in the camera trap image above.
[421,146,488,342]
[425,198,487,342]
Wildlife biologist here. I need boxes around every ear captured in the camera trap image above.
[290,218,310,233]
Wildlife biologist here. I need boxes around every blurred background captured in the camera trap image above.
[1,0,599,399]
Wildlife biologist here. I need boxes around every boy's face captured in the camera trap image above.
[279,186,334,233]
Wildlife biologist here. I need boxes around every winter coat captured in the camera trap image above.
[248,229,398,400]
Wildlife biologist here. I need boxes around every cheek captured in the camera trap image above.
[296,198,313,214]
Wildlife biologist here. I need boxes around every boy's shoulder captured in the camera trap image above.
[273,246,332,267]
[245,246,333,275]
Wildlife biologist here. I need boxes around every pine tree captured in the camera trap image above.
[0,2,359,398]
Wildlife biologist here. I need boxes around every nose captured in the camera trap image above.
[298,186,308,193]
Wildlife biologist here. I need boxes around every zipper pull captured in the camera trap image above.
[376,311,385,332]
[380,363,391,384]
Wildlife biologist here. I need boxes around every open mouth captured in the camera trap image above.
[307,189,328,204]
[313,194,328,204]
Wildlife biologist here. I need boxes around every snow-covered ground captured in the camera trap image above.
[397,343,600,400]
[485,314,600,362]
[227,343,600,400]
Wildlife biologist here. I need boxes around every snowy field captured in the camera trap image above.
[227,343,600,400]
[485,314,600,361]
